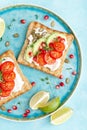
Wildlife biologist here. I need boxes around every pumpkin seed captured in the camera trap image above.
[65,78,70,84]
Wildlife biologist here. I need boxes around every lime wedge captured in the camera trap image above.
[51,107,73,125]
[0,18,5,38]
[29,91,50,110]
[39,97,60,113]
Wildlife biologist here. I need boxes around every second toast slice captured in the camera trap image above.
[0,50,32,106]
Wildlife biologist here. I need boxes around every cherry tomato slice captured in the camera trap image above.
[3,71,16,81]
[53,42,65,52]
[37,53,46,66]
[0,61,14,72]
[0,81,15,91]
[0,88,11,97]
[50,50,63,59]
[44,52,56,65]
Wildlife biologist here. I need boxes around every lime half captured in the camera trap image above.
[0,18,5,38]
[51,107,73,125]
[39,97,60,113]
[29,91,50,110]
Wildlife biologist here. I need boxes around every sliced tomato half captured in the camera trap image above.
[44,52,56,65]
[0,81,15,91]
[53,42,65,52]
[0,61,14,72]
[50,50,63,59]
[3,71,16,81]
[36,53,46,66]
[0,88,11,97]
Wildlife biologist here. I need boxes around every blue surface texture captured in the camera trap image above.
[0,0,87,130]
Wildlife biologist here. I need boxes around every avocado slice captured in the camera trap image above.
[46,32,59,45]
[24,46,33,62]
[33,37,46,55]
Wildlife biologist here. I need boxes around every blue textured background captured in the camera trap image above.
[0,0,87,130]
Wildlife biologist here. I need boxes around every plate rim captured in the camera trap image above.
[0,4,82,122]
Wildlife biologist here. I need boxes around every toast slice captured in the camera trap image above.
[18,21,74,77]
[0,50,32,106]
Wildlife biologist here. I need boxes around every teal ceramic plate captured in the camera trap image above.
[0,5,81,121]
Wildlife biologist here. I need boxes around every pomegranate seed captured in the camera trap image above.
[55,85,60,89]
[61,38,65,43]
[12,105,17,110]
[69,54,74,59]
[20,19,26,24]
[58,36,62,42]
[41,49,46,54]
[44,15,49,20]
[33,56,37,62]
[25,109,30,114]
[23,113,28,117]
[7,109,12,113]
[41,42,46,47]
[39,46,43,50]
[59,75,63,79]
[28,52,32,56]
[31,82,36,86]
[59,82,64,87]
[72,71,77,75]
[49,43,54,48]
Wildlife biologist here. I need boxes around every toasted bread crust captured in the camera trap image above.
[18,22,74,77]
[0,50,32,106]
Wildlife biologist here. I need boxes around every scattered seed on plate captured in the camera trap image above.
[50,21,55,27]
[65,78,70,84]
[69,54,74,59]
[13,33,19,38]
[23,113,28,117]
[72,71,77,75]
[12,105,17,110]
[31,82,36,86]
[59,82,64,87]
[55,85,60,89]
[64,58,69,63]
[25,109,30,114]
[7,109,12,113]
[44,15,49,20]
[5,41,10,47]
[0,105,6,111]
[59,74,63,79]
[20,19,26,24]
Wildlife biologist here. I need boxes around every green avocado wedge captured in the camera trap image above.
[33,37,46,55]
